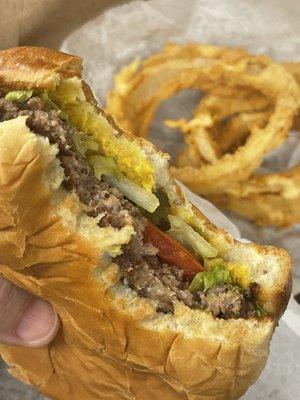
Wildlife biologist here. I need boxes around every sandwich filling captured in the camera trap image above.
[0,92,263,319]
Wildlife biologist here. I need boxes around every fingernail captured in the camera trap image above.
[15,297,59,347]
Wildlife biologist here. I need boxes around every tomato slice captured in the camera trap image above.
[143,222,204,278]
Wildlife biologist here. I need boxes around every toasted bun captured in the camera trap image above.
[0,47,292,400]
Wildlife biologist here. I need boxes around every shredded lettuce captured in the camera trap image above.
[107,175,159,213]
[5,90,33,102]
[89,155,159,213]
[88,155,122,180]
[38,91,69,119]
[167,215,218,258]
[39,91,61,110]
[189,266,267,316]
[255,302,268,317]
[73,133,99,156]
[204,258,250,289]
[189,266,233,293]
[204,257,225,270]
[142,189,170,228]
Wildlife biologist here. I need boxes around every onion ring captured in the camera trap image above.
[207,165,300,227]
[107,44,300,226]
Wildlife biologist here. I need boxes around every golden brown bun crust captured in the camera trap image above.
[0,47,291,400]
[0,46,82,90]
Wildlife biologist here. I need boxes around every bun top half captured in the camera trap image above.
[0,46,82,89]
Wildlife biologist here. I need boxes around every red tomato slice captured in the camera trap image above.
[143,222,204,278]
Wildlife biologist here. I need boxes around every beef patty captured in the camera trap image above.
[0,95,258,318]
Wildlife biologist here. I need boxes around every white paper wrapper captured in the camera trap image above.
[59,1,300,398]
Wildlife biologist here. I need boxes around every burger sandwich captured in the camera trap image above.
[0,47,292,400]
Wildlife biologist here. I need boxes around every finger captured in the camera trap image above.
[0,277,59,347]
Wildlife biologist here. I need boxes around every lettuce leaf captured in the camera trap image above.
[89,155,159,213]
[167,215,218,258]
[88,155,123,180]
[204,257,225,269]
[204,258,250,289]
[38,91,69,120]
[39,91,61,110]
[107,175,159,213]
[73,134,99,156]
[141,189,170,229]
[255,303,268,317]
[189,266,233,293]
[5,90,33,102]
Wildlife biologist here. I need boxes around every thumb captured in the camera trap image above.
[0,277,59,347]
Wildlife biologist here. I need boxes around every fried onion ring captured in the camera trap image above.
[207,165,300,227]
[107,44,300,226]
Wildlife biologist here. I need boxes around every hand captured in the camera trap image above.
[0,277,59,347]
